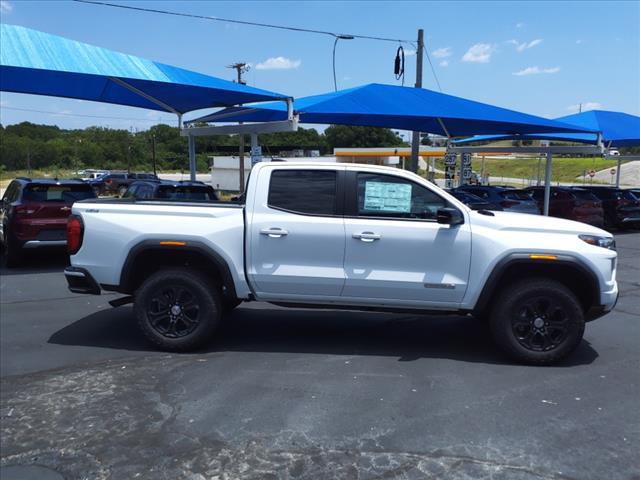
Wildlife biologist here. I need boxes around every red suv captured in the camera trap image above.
[1,178,96,267]
[523,186,604,227]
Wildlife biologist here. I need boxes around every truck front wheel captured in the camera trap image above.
[490,278,585,365]
[134,269,221,352]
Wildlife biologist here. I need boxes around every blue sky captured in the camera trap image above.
[0,0,638,132]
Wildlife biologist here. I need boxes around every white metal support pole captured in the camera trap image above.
[536,156,542,186]
[543,151,552,216]
[409,29,424,173]
[188,134,196,181]
[615,156,622,187]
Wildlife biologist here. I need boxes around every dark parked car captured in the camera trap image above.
[1,178,96,267]
[123,180,218,201]
[89,172,158,196]
[577,186,640,229]
[455,185,540,214]
[524,186,604,227]
[447,189,497,210]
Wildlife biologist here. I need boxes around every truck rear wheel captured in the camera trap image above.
[134,269,221,352]
[490,278,585,365]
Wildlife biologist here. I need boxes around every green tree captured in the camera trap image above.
[324,125,405,151]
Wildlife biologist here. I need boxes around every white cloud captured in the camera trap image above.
[432,47,452,59]
[516,22,524,28]
[403,49,416,56]
[576,39,582,44]
[508,38,543,52]
[255,56,301,70]
[439,60,449,67]
[567,102,602,112]
[462,43,494,63]
[513,66,560,76]
[0,1,12,13]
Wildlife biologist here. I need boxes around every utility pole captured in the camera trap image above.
[151,134,157,176]
[228,62,250,192]
[409,29,424,173]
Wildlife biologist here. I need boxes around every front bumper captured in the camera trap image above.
[64,266,101,295]
[586,282,619,322]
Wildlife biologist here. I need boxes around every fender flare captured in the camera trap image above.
[472,253,601,315]
[117,239,237,299]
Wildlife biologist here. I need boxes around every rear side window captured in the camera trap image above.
[268,170,337,215]
[500,190,533,200]
[23,184,95,203]
[157,186,217,201]
[571,190,598,200]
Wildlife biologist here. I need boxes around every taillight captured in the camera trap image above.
[67,214,84,255]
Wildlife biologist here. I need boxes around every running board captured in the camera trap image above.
[108,296,134,308]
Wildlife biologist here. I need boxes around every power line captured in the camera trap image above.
[422,44,442,92]
[72,0,414,43]
[1,106,177,123]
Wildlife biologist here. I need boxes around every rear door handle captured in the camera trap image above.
[353,232,381,242]
[260,227,288,238]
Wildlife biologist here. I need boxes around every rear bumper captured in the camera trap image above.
[23,240,67,249]
[64,266,101,295]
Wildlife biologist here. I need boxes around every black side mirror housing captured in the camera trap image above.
[437,207,464,226]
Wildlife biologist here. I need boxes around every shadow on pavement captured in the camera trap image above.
[49,305,599,367]
[1,248,69,276]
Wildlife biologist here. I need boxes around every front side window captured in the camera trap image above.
[357,173,447,220]
[268,170,337,215]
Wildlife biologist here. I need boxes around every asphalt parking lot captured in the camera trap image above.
[1,234,639,480]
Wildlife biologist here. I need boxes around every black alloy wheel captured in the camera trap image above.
[490,278,585,365]
[146,285,202,339]
[134,269,221,351]
[511,296,570,352]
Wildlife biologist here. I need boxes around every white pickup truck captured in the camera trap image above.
[64,162,618,365]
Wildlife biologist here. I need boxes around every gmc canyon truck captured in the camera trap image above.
[64,162,618,365]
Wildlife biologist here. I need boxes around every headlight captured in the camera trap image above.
[579,234,616,251]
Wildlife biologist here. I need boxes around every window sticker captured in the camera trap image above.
[363,181,412,213]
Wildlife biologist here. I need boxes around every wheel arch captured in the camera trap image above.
[473,253,601,317]
[117,239,238,301]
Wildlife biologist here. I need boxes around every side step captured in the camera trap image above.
[108,296,134,308]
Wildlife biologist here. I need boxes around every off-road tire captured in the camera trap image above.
[2,232,22,268]
[134,269,221,352]
[490,278,585,365]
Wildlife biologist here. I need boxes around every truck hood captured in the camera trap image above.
[469,210,611,237]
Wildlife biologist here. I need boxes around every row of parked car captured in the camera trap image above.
[1,174,638,268]
[449,185,640,229]
[0,176,218,267]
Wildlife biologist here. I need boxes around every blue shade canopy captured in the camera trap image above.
[454,110,640,147]
[0,24,287,115]
[189,83,595,137]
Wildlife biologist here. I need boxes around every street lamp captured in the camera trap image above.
[333,34,354,91]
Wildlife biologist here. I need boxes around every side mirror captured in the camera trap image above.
[437,207,464,226]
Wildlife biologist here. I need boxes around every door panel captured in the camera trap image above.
[247,167,346,298]
[342,171,471,306]
[343,218,471,304]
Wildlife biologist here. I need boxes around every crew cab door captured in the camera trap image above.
[247,166,346,299]
[341,170,471,307]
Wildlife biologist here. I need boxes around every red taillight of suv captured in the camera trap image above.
[67,215,84,254]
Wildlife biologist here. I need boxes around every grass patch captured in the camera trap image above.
[433,156,622,183]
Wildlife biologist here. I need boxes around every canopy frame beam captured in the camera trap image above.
[448,143,604,216]
[107,76,181,116]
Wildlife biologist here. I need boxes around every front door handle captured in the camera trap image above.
[260,227,289,238]
[352,231,381,242]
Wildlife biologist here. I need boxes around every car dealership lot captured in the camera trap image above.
[1,234,639,479]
